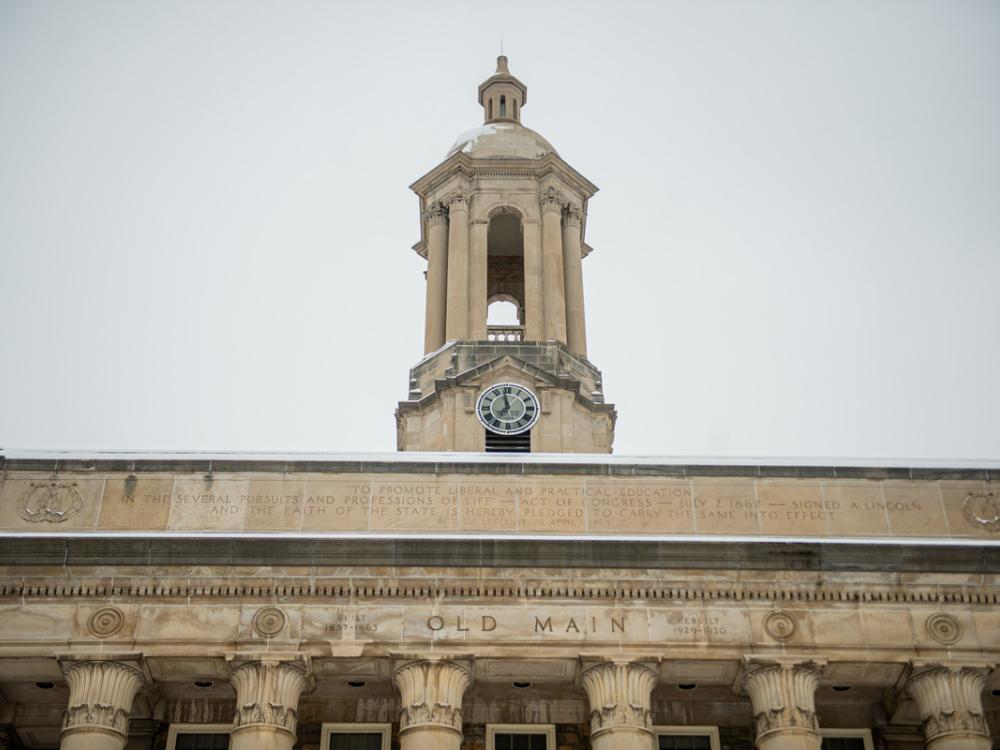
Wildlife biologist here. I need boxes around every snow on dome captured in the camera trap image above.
[446,122,557,160]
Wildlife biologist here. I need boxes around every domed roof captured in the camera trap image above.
[446,122,557,160]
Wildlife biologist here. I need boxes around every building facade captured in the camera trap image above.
[1,58,998,750]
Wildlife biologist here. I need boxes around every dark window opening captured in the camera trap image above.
[485,429,530,453]
[488,99,493,120]
[328,734,383,750]
[174,735,229,750]
[659,737,711,750]
[500,95,506,117]
[494,733,547,750]
[821,738,866,750]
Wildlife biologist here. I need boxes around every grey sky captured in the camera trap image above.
[1,0,998,460]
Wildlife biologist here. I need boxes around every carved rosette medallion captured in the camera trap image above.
[962,492,1000,533]
[251,607,286,638]
[62,661,146,739]
[87,607,125,639]
[392,660,471,737]
[925,614,963,645]
[579,662,657,741]
[741,664,820,741]
[906,667,990,743]
[763,611,798,642]
[18,482,83,523]
[230,660,308,738]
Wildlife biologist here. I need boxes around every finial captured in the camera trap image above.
[496,55,509,74]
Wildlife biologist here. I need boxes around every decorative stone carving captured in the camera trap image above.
[443,192,469,211]
[962,491,1000,533]
[61,661,146,740]
[18,481,83,523]
[578,661,657,741]
[392,660,471,737]
[763,611,798,642]
[251,607,286,638]
[540,187,564,213]
[925,613,963,645]
[741,663,821,741]
[423,201,448,226]
[562,204,583,227]
[230,660,308,737]
[87,607,125,638]
[905,667,990,744]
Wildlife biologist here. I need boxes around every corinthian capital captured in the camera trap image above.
[563,204,584,227]
[230,659,309,738]
[579,661,657,741]
[423,201,449,226]
[61,660,147,740]
[392,660,472,737]
[740,662,821,741]
[443,192,469,212]
[540,187,565,214]
[905,667,991,745]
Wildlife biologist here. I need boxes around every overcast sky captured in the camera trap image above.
[1,1,998,461]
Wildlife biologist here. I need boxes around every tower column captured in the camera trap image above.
[229,657,309,750]
[445,192,470,341]
[905,666,992,750]
[579,661,657,750]
[393,660,472,750]
[562,205,588,357]
[540,188,568,343]
[522,220,544,340]
[468,218,489,340]
[740,661,822,750]
[60,659,146,750]
[423,202,449,353]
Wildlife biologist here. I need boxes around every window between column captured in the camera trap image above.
[319,723,391,750]
[166,724,231,750]
[486,723,556,750]
[652,725,721,750]
[820,728,874,750]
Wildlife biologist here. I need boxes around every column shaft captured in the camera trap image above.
[445,194,470,341]
[540,190,567,343]
[60,661,145,750]
[468,219,489,340]
[562,206,587,357]
[741,664,822,750]
[522,221,544,340]
[393,660,471,750]
[906,667,991,750]
[423,203,449,353]
[230,661,308,750]
[579,662,657,750]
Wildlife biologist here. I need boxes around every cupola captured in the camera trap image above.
[478,55,527,124]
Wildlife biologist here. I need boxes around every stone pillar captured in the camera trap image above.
[522,219,544,340]
[393,660,471,750]
[468,218,489,340]
[741,663,822,750]
[905,667,992,750]
[60,660,146,750]
[540,188,567,343]
[423,202,449,353]
[561,204,588,357]
[445,193,470,342]
[579,661,657,750]
[229,659,309,750]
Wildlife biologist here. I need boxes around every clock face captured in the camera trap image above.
[476,382,540,435]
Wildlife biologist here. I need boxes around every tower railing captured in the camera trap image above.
[486,325,524,342]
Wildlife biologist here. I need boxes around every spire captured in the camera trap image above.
[478,55,527,124]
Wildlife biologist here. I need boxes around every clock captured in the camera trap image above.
[476,382,541,435]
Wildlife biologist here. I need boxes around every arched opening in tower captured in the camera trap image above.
[486,211,525,340]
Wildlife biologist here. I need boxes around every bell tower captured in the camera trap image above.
[396,57,616,453]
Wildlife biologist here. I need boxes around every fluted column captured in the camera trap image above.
[393,660,472,750]
[562,204,587,357]
[579,661,657,750]
[423,202,449,353]
[445,193,470,341]
[906,667,991,750]
[540,188,567,343]
[468,218,489,340]
[60,660,146,750]
[229,659,309,750]
[741,663,822,750]
[522,220,544,340]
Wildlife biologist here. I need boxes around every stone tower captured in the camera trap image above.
[396,57,616,453]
